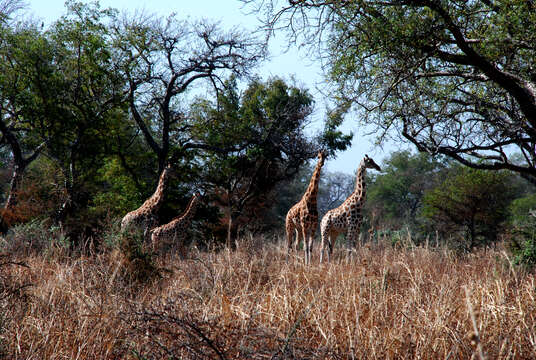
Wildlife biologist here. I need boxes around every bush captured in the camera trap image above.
[112,229,162,286]
[0,219,69,256]
[508,193,536,227]
[508,215,536,269]
[422,167,513,251]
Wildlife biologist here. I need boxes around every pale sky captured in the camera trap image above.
[24,0,398,174]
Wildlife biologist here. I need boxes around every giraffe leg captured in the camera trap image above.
[145,216,158,245]
[327,230,338,263]
[321,230,334,263]
[320,221,329,263]
[301,226,308,264]
[286,220,295,257]
[150,230,157,253]
[347,220,362,249]
[346,228,359,250]
[287,222,300,263]
[304,228,313,266]
[306,228,315,265]
[177,234,187,259]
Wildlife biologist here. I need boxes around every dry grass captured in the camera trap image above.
[1,235,536,359]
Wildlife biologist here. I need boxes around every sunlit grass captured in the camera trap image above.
[2,234,535,359]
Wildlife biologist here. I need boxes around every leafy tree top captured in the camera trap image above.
[366,150,447,223]
[246,0,536,182]
[422,165,515,248]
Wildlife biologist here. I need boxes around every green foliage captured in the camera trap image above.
[191,77,350,240]
[507,213,536,269]
[0,1,129,234]
[514,236,536,269]
[1,218,69,256]
[92,158,143,217]
[508,194,536,227]
[318,106,353,156]
[422,167,514,250]
[366,150,447,229]
[0,23,51,150]
[507,194,536,269]
[261,0,536,181]
[44,0,125,173]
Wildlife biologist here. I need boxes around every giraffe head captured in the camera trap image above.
[189,191,204,209]
[163,162,175,176]
[317,150,327,166]
[362,154,382,172]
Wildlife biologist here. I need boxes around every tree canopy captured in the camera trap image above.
[111,11,265,174]
[422,166,514,250]
[248,0,536,183]
[365,150,447,228]
[191,77,350,243]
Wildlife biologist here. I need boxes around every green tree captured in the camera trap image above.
[111,12,265,175]
[509,194,536,227]
[192,77,350,244]
[507,195,536,268]
[422,166,514,250]
[366,150,447,230]
[0,1,140,237]
[249,0,536,183]
[0,23,49,222]
[41,1,127,226]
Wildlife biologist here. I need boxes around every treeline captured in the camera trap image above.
[0,1,352,246]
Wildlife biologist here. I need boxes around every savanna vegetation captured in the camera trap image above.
[1,0,536,358]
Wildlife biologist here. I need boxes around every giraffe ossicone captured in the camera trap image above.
[285,150,326,265]
[320,154,381,263]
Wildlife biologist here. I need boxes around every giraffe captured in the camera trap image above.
[120,163,173,240]
[285,150,326,264]
[150,191,201,255]
[320,154,381,263]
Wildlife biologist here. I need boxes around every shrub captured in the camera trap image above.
[422,167,513,251]
[112,229,162,286]
[0,218,69,256]
[508,215,536,269]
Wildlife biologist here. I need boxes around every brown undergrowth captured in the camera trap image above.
[1,235,535,359]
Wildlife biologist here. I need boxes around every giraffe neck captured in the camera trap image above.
[302,157,324,203]
[353,163,366,199]
[177,195,200,223]
[147,167,170,211]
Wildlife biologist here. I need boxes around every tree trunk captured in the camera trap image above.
[55,160,76,228]
[4,163,24,211]
[0,163,26,232]
[468,218,476,251]
[227,211,233,248]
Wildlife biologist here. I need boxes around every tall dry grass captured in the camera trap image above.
[1,235,535,359]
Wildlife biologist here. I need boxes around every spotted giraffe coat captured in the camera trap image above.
[320,155,381,262]
[120,164,172,240]
[286,150,326,264]
[150,192,201,253]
